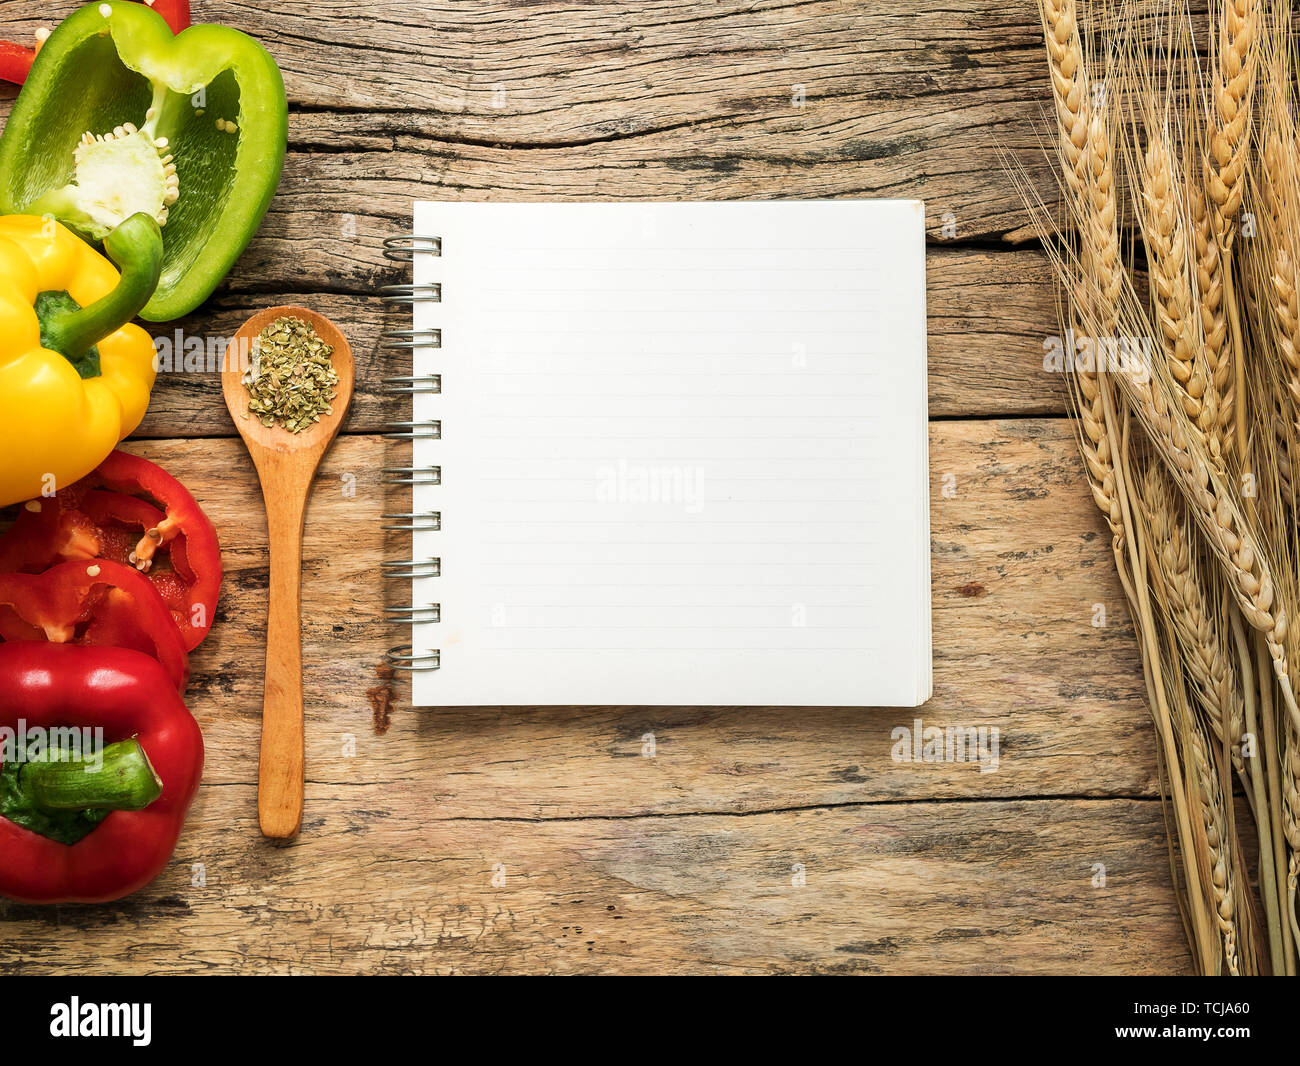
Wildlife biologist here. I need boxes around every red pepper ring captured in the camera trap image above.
[0,451,223,652]
[0,498,101,574]
[0,560,190,692]
[76,490,204,647]
[82,451,222,651]
[0,643,203,904]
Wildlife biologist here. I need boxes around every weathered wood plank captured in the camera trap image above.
[0,795,1188,975]
[130,247,1061,438]
[88,420,1152,814]
[0,0,1055,248]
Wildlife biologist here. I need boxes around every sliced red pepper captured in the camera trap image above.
[0,560,189,692]
[0,40,36,85]
[0,643,203,904]
[0,451,222,651]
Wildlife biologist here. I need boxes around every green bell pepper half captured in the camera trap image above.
[0,1,287,322]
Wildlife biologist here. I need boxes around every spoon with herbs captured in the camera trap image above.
[223,307,355,840]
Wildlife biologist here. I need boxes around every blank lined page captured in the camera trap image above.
[410,201,930,707]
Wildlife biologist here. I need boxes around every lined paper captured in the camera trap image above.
[411,201,930,706]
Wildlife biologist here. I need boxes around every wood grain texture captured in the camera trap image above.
[0,0,1175,973]
[1,423,1184,974]
[0,795,1187,975]
[0,0,1055,247]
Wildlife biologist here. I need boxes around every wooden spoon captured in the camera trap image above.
[223,306,355,840]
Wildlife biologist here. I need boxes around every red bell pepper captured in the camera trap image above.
[0,643,203,904]
[0,560,190,691]
[0,450,222,651]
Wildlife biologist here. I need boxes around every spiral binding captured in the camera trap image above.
[382,232,442,674]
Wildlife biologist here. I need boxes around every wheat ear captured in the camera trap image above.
[1141,464,1244,775]
[1206,0,1259,244]
[1116,361,1300,744]
[1187,180,1237,456]
[1185,704,1241,974]
[1282,729,1300,948]
[1139,133,1223,464]
[1040,0,1091,197]
[1205,0,1259,469]
[1255,99,1300,503]
[1037,0,1126,550]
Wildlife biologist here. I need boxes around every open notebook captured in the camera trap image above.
[405,201,931,706]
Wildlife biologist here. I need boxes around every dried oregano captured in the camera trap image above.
[242,316,339,433]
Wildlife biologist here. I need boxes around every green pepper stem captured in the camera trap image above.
[39,212,163,364]
[21,739,164,813]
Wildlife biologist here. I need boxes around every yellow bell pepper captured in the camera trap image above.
[0,212,162,507]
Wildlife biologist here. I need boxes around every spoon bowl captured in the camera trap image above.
[222,305,355,841]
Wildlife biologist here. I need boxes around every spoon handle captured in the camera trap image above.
[258,474,309,840]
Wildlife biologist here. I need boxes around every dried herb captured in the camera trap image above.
[242,316,338,433]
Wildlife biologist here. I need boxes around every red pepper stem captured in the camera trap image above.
[21,739,164,812]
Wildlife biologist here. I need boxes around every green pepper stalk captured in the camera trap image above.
[1,737,164,847]
[0,2,287,321]
[36,212,163,378]
[21,739,164,813]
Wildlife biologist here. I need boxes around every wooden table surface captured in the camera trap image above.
[0,0,1188,975]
